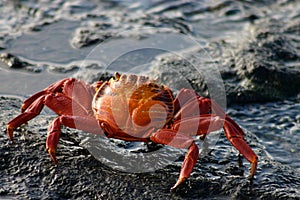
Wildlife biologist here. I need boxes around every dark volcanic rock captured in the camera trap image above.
[1,96,299,199]
[71,10,192,48]
[72,62,113,84]
[0,52,43,73]
[0,52,82,74]
[229,18,300,103]
[0,52,30,69]
[151,17,300,105]
[150,46,223,99]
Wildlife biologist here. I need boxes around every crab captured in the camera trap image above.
[6,72,258,191]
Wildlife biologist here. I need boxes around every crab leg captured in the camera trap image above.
[46,115,102,164]
[7,89,102,163]
[6,93,73,141]
[223,117,258,178]
[8,78,75,138]
[173,114,224,136]
[7,96,46,142]
[150,129,199,191]
[173,114,258,179]
[7,78,96,141]
[173,89,226,121]
[21,78,73,113]
[174,89,257,176]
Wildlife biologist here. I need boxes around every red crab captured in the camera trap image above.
[6,72,258,191]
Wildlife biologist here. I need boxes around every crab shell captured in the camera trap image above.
[93,73,175,140]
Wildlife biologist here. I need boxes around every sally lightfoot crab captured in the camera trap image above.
[6,72,258,191]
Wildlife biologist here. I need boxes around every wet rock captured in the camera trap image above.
[0,52,44,73]
[0,52,83,74]
[229,18,300,103]
[48,64,79,74]
[151,16,300,104]
[1,96,299,199]
[228,98,300,170]
[0,35,7,50]
[150,49,211,98]
[0,1,56,45]
[72,62,114,83]
[0,52,30,69]
[72,26,112,48]
[71,10,192,48]
[0,0,115,51]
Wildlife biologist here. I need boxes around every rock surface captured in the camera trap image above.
[151,16,300,105]
[1,96,299,199]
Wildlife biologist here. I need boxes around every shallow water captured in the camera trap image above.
[0,0,299,199]
[229,100,300,171]
[8,20,86,64]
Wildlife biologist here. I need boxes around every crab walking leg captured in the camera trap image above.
[173,89,227,121]
[46,115,103,164]
[173,88,198,114]
[150,129,199,191]
[7,96,46,142]
[223,117,258,178]
[21,78,73,113]
[7,89,95,142]
[173,89,201,120]
[7,93,72,141]
[21,91,48,113]
[171,143,198,191]
[173,114,258,178]
[173,114,225,136]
